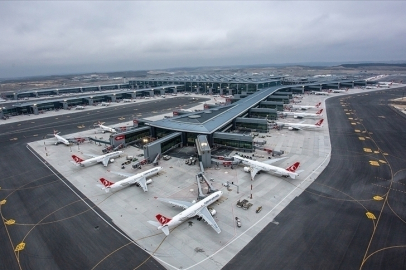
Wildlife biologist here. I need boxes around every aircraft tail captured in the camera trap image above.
[315,119,324,126]
[316,109,323,115]
[286,162,300,172]
[316,102,321,108]
[71,155,84,163]
[156,214,172,226]
[148,214,171,235]
[100,178,114,187]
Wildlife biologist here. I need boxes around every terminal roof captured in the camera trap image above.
[148,86,281,134]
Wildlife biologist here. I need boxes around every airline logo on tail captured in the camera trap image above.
[315,119,324,126]
[100,178,114,188]
[72,155,84,163]
[316,109,323,115]
[316,102,321,108]
[156,214,172,225]
[286,162,300,172]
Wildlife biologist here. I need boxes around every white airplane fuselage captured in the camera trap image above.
[276,119,323,131]
[283,110,323,119]
[234,156,298,179]
[55,134,70,145]
[109,167,163,190]
[159,191,223,230]
[78,151,123,167]
[99,124,116,133]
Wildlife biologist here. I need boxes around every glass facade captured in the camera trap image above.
[213,137,252,150]
[125,129,151,145]
[155,128,173,139]
[186,132,198,145]
[161,135,182,153]
[235,121,268,132]
[249,111,277,120]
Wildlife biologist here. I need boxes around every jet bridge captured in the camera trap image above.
[197,172,218,194]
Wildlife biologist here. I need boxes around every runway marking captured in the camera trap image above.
[14,242,25,252]
[363,148,372,153]
[55,118,58,119]
[383,152,388,155]
[118,117,125,120]
[379,160,387,164]
[0,200,5,204]
[378,116,386,118]
[369,161,380,166]
[355,129,360,133]
[10,138,18,141]
[5,219,15,225]
[346,113,351,115]
[348,118,353,120]
[374,151,380,154]
[351,122,356,125]
[77,125,85,129]
[373,196,384,201]
[344,109,348,111]
[366,212,376,220]
[359,137,365,140]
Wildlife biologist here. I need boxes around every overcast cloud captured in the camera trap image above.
[0,1,405,78]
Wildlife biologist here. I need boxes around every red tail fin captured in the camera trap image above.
[316,109,323,114]
[315,119,324,126]
[156,214,172,225]
[316,102,321,108]
[71,155,84,163]
[286,162,300,172]
[100,178,114,187]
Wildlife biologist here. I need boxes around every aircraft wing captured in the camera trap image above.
[290,126,301,131]
[250,167,260,180]
[135,177,148,192]
[157,198,194,210]
[108,171,133,178]
[261,157,288,165]
[102,156,113,167]
[196,207,221,234]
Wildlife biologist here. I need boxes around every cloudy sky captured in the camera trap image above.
[1,1,405,78]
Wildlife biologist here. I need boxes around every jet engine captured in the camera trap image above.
[243,167,251,173]
[208,207,217,216]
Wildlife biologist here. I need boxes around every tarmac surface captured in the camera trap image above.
[224,86,406,270]
[0,96,207,270]
[26,91,333,270]
[2,86,406,270]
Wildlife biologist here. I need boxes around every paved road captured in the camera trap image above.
[224,87,406,270]
[0,97,207,270]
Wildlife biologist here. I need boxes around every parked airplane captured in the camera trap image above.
[282,109,323,119]
[313,91,330,96]
[276,119,324,131]
[377,81,393,87]
[233,155,301,180]
[95,121,117,133]
[71,151,123,167]
[331,89,349,93]
[52,131,71,146]
[99,166,163,192]
[291,102,321,111]
[148,190,223,235]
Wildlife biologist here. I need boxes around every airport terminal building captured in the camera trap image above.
[0,75,368,163]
